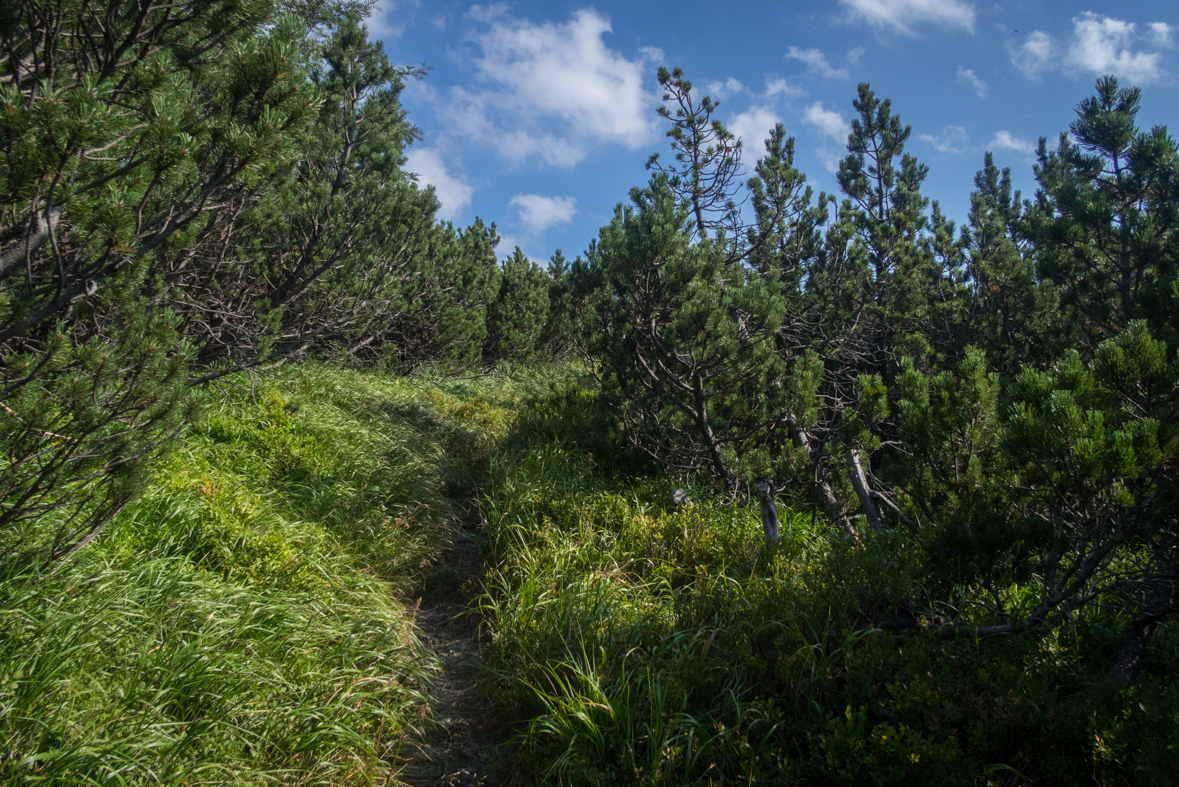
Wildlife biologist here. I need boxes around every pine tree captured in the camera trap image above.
[0,0,310,565]
[1008,77,1179,680]
[960,153,1063,373]
[539,250,576,359]
[175,11,438,378]
[1025,76,1179,355]
[646,67,744,242]
[836,83,937,371]
[890,78,1179,682]
[1000,324,1177,682]
[484,248,551,361]
[585,175,783,491]
[382,217,503,367]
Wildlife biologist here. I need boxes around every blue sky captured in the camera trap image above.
[370,0,1179,263]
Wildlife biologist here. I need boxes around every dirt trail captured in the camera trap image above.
[398,507,506,787]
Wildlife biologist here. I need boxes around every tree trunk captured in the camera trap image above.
[1108,554,1179,683]
[0,207,62,280]
[1108,615,1159,684]
[754,480,779,544]
[785,415,860,540]
[691,370,738,490]
[846,448,885,533]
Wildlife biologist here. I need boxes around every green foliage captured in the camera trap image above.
[0,1,316,564]
[1027,76,1179,352]
[479,380,1179,786]
[960,153,1063,373]
[485,248,552,362]
[893,348,1000,519]
[177,10,445,374]
[0,297,199,567]
[0,363,538,784]
[540,250,581,360]
[0,0,519,566]
[389,217,504,367]
[584,175,785,489]
[583,68,1179,684]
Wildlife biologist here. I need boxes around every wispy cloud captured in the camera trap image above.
[786,46,849,79]
[438,8,660,168]
[1148,22,1173,47]
[510,194,578,236]
[405,147,474,222]
[802,102,850,173]
[705,77,747,99]
[764,77,806,99]
[365,0,421,41]
[1010,31,1054,81]
[803,102,849,143]
[987,130,1035,155]
[839,0,975,36]
[918,125,969,154]
[957,67,988,98]
[728,106,784,152]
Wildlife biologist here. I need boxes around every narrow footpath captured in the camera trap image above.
[398,505,505,787]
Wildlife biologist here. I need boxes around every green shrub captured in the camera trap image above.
[479,395,1179,786]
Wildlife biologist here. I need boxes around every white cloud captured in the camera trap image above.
[803,102,848,143]
[803,102,850,171]
[493,233,524,261]
[1011,30,1054,80]
[957,67,988,99]
[405,147,474,222]
[728,106,784,152]
[839,0,975,36]
[987,130,1035,155]
[847,46,866,65]
[1148,22,1173,47]
[1012,16,1171,85]
[638,45,664,63]
[440,8,659,167]
[918,125,969,154]
[786,46,849,79]
[706,77,747,99]
[1065,13,1166,84]
[765,77,806,99]
[818,146,844,173]
[365,0,421,41]
[465,3,508,23]
[510,194,578,236]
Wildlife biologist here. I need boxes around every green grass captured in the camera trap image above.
[477,382,1179,786]
[5,363,1176,785]
[0,363,539,785]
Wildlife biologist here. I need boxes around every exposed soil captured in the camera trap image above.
[398,506,507,787]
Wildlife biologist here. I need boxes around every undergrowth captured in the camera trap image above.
[4,364,1175,785]
[479,380,1179,786]
[0,363,536,785]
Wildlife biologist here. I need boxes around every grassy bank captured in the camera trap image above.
[0,364,528,785]
[3,364,1176,785]
[478,381,1179,786]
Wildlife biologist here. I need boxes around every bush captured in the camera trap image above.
[478,390,1179,786]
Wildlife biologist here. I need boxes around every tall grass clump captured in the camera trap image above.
[0,363,538,785]
[479,381,1179,786]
